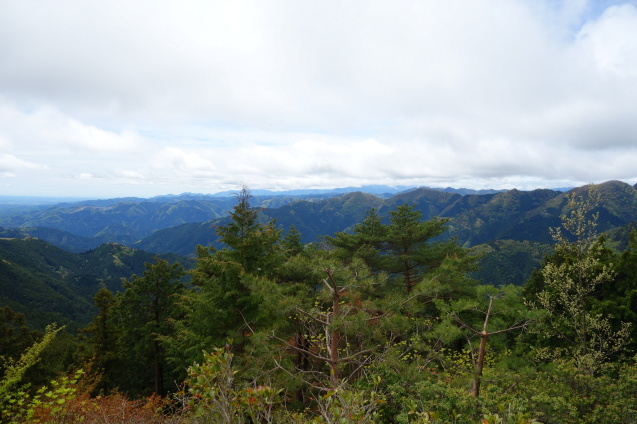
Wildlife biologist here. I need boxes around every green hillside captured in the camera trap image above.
[0,237,188,330]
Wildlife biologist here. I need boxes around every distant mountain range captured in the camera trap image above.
[135,180,637,253]
[0,185,508,252]
[1,180,635,262]
[208,184,509,197]
[1,180,635,329]
[0,185,508,206]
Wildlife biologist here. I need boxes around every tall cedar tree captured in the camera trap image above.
[78,287,118,394]
[167,186,284,365]
[115,258,185,396]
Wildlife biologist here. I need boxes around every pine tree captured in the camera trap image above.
[384,204,451,294]
[328,204,476,297]
[328,208,387,269]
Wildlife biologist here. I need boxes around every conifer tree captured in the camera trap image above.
[115,258,185,396]
[328,208,387,269]
[384,204,452,294]
[0,307,40,376]
[166,186,284,366]
[282,224,304,257]
[78,287,118,394]
[328,203,476,297]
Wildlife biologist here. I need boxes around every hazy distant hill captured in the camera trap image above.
[0,199,237,243]
[209,185,505,197]
[0,192,349,247]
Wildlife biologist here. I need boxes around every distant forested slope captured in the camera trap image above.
[0,237,188,330]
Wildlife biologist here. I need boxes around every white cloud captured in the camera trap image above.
[1,0,637,197]
[44,120,145,153]
[114,170,145,180]
[0,153,45,177]
[577,4,637,78]
[77,172,98,180]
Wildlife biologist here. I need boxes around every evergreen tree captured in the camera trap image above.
[328,203,477,298]
[282,224,304,258]
[215,185,282,275]
[77,287,118,394]
[0,307,40,376]
[384,204,453,294]
[166,186,284,367]
[115,258,185,396]
[328,208,387,269]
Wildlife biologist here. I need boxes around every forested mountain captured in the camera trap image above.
[0,237,188,330]
[0,226,109,253]
[0,185,506,252]
[0,198,236,245]
[0,191,379,251]
[136,181,637,276]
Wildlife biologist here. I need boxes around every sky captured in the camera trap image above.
[1,0,637,198]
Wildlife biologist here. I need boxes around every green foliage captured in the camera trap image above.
[593,228,637,351]
[0,307,41,376]
[328,203,477,298]
[1,369,84,424]
[0,236,189,331]
[281,225,304,257]
[529,186,631,375]
[8,184,637,422]
[184,345,386,424]
[77,287,118,394]
[215,186,283,274]
[185,346,282,424]
[313,382,385,424]
[115,258,186,396]
[165,188,286,369]
[0,324,62,405]
[472,240,553,287]
[0,238,94,330]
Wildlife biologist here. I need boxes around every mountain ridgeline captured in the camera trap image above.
[3,181,637,261]
[136,180,637,253]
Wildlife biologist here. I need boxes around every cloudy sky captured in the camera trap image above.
[1,0,637,198]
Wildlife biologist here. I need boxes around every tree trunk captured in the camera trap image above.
[472,331,487,398]
[329,288,340,386]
